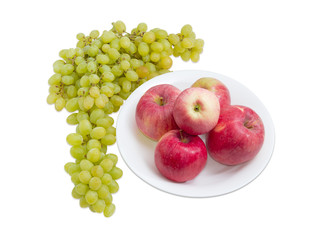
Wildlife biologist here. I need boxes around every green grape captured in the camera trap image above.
[90,30,100,39]
[79,119,92,136]
[80,159,94,171]
[111,64,123,77]
[137,22,148,32]
[67,113,78,125]
[181,50,191,61]
[83,95,94,110]
[103,101,114,114]
[89,86,100,98]
[113,84,121,94]
[142,31,156,43]
[101,31,116,43]
[122,80,131,93]
[67,163,81,175]
[154,29,168,40]
[47,93,58,105]
[79,170,92,184]
[53,60,64,74]
[101,44,111,53]
[90,127,107,140]
[194,38,204,50]
[96,116,114,129]
[126,42,137,55]
[48,73,62,85]
[85,190,98,205]
[89,177,102,190]
[75,56,85,65]
[99,159,113,173]
[92,199,106,213]
[150,52,161,62]
[64,162,75,173]
[101,134,116,146]
[89,109,105,124]
[66,133,83,146]
[70,145,86,160]
[96,54,110,64]
[79,196,89,208]
[76,62,87,74]
[88,74,100,84]
[107,48,120,60]
[110,38,121,50]
[118,90,131,100]
[72,187,82,199]
[71,172,81,185]
[77,111,89,122]
[55,97,66,111]
[113,20,126,34]
[65,98,79,112]
[109,167,123,180]
[87,61,97,73]
[75,183,89,195]
[103,203,115,217]
[104,194,113,206]
[101,173,112,185]
[120,60,130,71]
[91,165,104,178]
[61,64,74,75]
[119,36,131,49]
[95,94,108,108]
[190,50,200,62]
[110,95,123,107]
[125,70,139,82]
[101,71,115,82]
[181,37,194,49]
[159,56,173,69]
[87,148,101,163]
[105,153,118,165]
[108,179,119,193]
[138,42,149,56]
[67,85,77,98]
[87,46,99,57]
[181,24,193,36]
[97,184,110,199]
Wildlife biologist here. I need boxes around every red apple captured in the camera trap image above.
[173,87,220,135]
[155,130,207,183]
[206,105,265,165]
[135,84,181,141]
[191,77,231,109]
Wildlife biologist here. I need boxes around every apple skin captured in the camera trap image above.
[191,77,231,109]
[155,130,207,183]
[206,105,265,165]
[173,87,220,135]
[135,84,181,141]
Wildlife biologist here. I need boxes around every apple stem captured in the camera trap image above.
[179,130,188,143]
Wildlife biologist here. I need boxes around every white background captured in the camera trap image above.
[1,0,319,239]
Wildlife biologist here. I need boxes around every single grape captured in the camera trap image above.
[85,190,98,205]
[87,148,101,163]
[89,177,102,190]
[92,199,106,213]
[66,133,83,146]
[80,159,94,171]
[91,165,104,178]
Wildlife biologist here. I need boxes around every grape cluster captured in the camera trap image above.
[46,20,204,217]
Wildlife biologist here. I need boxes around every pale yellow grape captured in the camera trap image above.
[89,177,102,190]
[194,38,204,50]
[110,95,123,107]
[89,30,100,39]
[96,116,114,129]
[154,29,168,40]
[80,159,94,171]
[108,167,123,180]
[77,112,89,122]
[111,64,123,77]
[96,54,110,64]
[122,80,131,93]
[66,133,83,146]
[97,184,110,199]
[104,101,114,114]
[104,194,113,205]
[120,60,130,71]
[137,22,148,32]
[150,52,161,62]
[75,183,89,195]
[101,174,112,186]
[79,170,92,184]
[181,24,193,36]
[61,64,74,75]
[67,86,77,98]
[110,38,121,50]
[79,119,92,136]
[151,42,164,52]
[53,60,64,73]
[64,162,75,173]
[108,48,120,60]
[87,61,98,73]
[87,46,99,57]
[181,50,191,62]
[83,95,94,110]
[191,50,200,62]
[71,172,81,185]
[85,190,98,205]
[48,73,62,85]
[87,148,101,163]
[113,84,121,94]
[159,56,173,69]
[90,127,107,139]
[125,70,139,81]
[92,199,106,213]
[89,86,100,98]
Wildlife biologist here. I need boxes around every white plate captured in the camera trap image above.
[117,70,275,198]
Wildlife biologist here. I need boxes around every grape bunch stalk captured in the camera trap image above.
[46,20,204,217]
